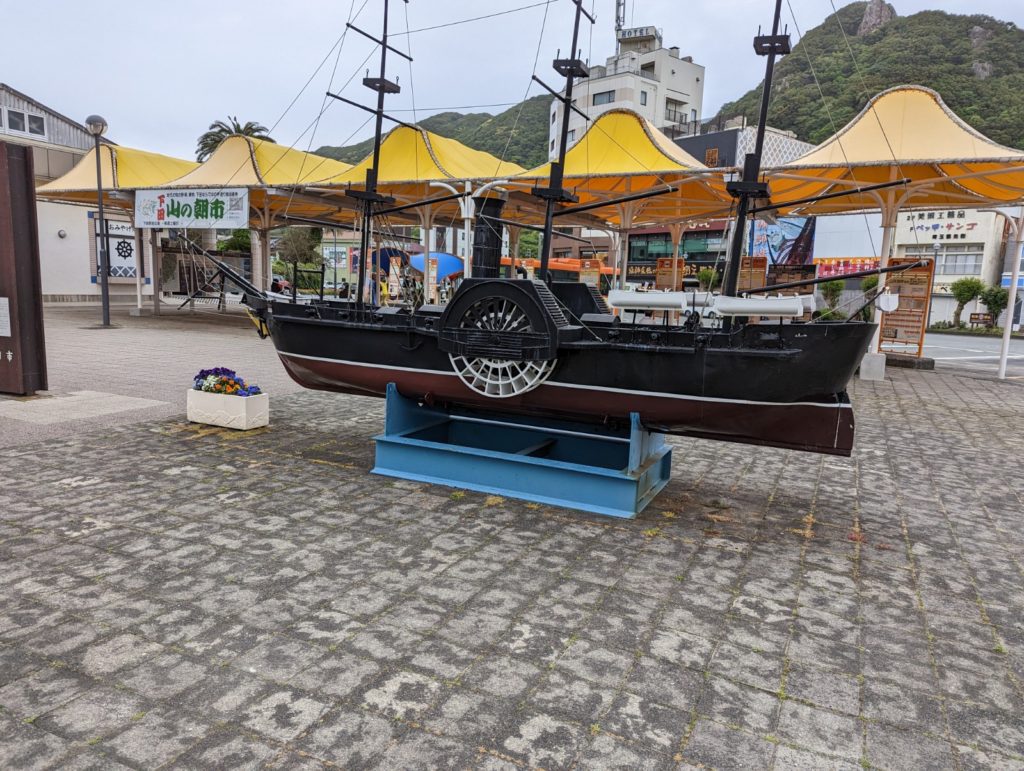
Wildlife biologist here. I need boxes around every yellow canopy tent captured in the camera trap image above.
[510,109,731,286]
[766,85,1024,215]
[310,126,526,287]
[764,85,1024,370]
[320,125,524,189]
[158,135,355,227]
[36,144,198,209]
[512,109,730,226]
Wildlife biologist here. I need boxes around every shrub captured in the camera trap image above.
[980,285,1009,327]
[950,277,984,328]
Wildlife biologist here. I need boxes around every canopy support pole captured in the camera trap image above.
[418,206,435,303]
[859,186,900,381]
[134,228,144,312]
[998,207,1024,379]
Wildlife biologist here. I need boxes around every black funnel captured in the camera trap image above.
[471,196,506,278]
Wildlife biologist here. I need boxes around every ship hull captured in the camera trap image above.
[266,309,873,456]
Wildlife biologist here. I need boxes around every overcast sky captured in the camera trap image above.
[7,1,1023,160]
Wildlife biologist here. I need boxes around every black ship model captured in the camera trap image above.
[216,0,919,457]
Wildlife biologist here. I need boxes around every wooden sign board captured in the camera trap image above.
[579,258,603,288]
[766,264,816,321]
[655,257,684,290]
[879,256,935,357]
[737,255,768,292]
[0,142,47,395]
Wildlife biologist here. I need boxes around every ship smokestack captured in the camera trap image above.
[471,196,506,278]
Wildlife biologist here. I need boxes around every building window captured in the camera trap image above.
[3,109,45,137]
[906,243,984,275]
[7,110,26,132]
[592,90,615,106]
[551,110,556,124]
[640,91,648,106]
[550,139,555,152]
[567,129,575,143]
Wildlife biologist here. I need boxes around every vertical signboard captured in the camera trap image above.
[580,258,603,288]
[0,142,47,395]
[96,220,139,278]
[879,256,935,357]
[655,257,684,290]
[737,255,768,292]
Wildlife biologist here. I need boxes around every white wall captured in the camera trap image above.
[37,200,154,301]
[37,201,96,297]
[812,213,884,258]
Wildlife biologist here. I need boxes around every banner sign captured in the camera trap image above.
[135,188,248,229]
[879,256,935,358]
[813,256,880,278]
[750,217,816,265]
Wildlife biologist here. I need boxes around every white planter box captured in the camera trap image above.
[186,389,269,430]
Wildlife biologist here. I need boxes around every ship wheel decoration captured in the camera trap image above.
[449,296,557,399]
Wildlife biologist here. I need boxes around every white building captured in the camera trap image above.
[548,25,704,159]
[1,83,157,305]
[894,208,1007,325]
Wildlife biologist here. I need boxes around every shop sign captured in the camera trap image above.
[879,256,935,357]
[135,188,249,229]
[96,220,138,278]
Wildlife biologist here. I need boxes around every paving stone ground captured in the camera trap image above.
[1,308,1024,769]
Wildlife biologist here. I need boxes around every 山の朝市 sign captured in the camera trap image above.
[134,188,248,229]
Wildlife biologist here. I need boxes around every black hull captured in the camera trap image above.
[263,301,875,456]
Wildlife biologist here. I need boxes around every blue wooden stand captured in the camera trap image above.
[372,383,672,518]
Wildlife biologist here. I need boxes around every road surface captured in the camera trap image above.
[922,332,1024,379]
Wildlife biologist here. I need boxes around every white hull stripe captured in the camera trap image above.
[278,350,851,410]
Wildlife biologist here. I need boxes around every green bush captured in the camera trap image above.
[697,267,719,291]
[980,285,1009,327]
[950,277,985,328]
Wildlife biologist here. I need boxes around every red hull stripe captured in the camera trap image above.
[276,351,855,455]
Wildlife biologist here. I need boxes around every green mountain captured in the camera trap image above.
[716,1,1024,148]
[315,94,553,170]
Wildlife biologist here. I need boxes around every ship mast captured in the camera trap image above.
[532,0,595,283]
[721,0,790,307]
[327,0,412,309]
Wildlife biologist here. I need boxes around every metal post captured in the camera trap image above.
[133,228,144,312]
[463,181,473,280]
[998,208,1024,379]
[150,230,161,316]
[93,136,110,326]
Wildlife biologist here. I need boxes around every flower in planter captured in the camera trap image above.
[193,368,262,397]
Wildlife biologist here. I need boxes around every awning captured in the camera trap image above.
[36,145,198,209]
[766,85,1024,214]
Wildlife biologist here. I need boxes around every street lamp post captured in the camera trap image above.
[86,115,110,327]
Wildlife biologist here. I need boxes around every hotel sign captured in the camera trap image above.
[135,188,249,229]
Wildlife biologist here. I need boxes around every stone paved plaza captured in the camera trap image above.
[1,309,1023,769]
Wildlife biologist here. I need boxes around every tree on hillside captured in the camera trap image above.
[196,117,275,162]
[716,2,1024,150]
[950,277,985,327]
